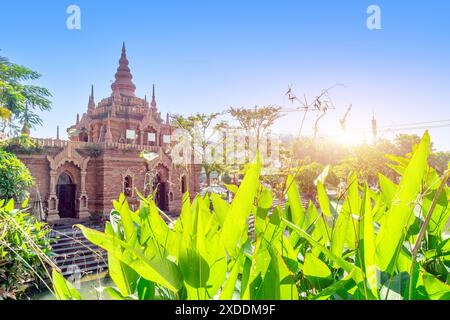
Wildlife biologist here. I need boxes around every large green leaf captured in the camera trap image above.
[76,225,183,293]
[303,252,333,289]
[286,174,305,227]
[221,158,261,257]
[52,270,82,300]
[105,223,139,297]
[376,132,431,271]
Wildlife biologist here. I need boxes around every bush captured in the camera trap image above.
[0,199,53,299]
[0,149,34,202]
[84,143,104,158]
[0,136,46,155]
[52,131,450,300]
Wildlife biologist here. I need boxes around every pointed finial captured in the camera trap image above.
[91,84,94,99]
[111,42,136,96]
[76,113,80,124]
[151,84,157,110]
[56,125,60,140]
[166,112,170,125]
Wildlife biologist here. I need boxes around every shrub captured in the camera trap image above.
[1,136,46,155]
[0,149,33,202]
[84,143,104,158]
[53,131,450,300]
[0,199,53,299]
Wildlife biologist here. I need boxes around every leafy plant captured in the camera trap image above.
[52,131,450,300]
[0,55,52,135]
[0,149,34,202]
[0,199,53,299]
[84,143,104,158]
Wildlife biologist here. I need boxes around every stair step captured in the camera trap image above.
[55,251,107,264]
[60,258,108,272]
[61,263,108,277]
[51,238,92,249]
[52,243,101,255]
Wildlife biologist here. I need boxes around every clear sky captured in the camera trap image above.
[1,0,449,150]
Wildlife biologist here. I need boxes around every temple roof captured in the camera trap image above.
[111,42,136,97]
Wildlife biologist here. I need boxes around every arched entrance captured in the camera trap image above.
[57,172,77,218]
[153,173,168,211]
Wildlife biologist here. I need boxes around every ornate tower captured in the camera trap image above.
[151,84,157,112]
[87,85,95,114]
[111,42,136,97]
[372,113,378,143]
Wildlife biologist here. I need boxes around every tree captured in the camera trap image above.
[0,55,52,135]
[393,134,422,156]
[228,105,283,152]
[0,149,34,202]
[171,113,229,187]
[429,151,450,176]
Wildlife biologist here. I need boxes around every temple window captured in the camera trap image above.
[126,129,136,142]
[79,129,88,142]
[147,132,156,146]
[181,175,187,194]
[169,192,174,202]
[163,134,171,144]
[124,176,133,197]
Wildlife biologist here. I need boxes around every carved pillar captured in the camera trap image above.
[47,169,59,224]
[78,163,90,220]
[140,129,144,146]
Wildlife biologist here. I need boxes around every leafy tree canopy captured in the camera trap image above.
[0,55,52,135]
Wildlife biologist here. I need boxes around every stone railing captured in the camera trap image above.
[33,138,165,153]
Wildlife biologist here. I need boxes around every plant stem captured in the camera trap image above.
[408,170,449,300]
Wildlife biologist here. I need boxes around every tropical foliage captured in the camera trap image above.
[0,55,52,135]
[0,199,53,299]
[0,149,34,202]
[52,131,449,300]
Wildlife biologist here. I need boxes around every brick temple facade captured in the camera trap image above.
[18,44,200,224]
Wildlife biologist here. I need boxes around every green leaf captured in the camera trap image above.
[283,218,363,284]
[303,252,333,289]
[376,131,431,271]
[221,157,261,257]
[105,223,138,296]
[361,185,379,299]
[219,251,244,300]
[76,225,183,293]
[286,174,305,227]
[52,270,82,300]
[422,272,450,300]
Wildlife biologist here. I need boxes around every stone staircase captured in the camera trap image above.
[50,223,108,279]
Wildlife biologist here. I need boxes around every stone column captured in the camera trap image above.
[78,169,90,220]
[47,169,59,224]
[140,129,144,146]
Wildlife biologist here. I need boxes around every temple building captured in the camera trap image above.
[18,44,200,224]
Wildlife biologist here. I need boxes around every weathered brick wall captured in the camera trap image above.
[16,154,50,203]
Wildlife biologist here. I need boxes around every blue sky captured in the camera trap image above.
[1,0,450,150]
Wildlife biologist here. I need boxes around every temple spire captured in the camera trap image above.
[88,85,95,112]
[56,125,60,140]
[151,84,157,111]
[111,42,136,97]
[371,112,377,143]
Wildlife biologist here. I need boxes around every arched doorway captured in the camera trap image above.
[57,172,77,218]
[153,173,168,211]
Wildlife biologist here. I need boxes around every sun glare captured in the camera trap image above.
[336,132,365,146]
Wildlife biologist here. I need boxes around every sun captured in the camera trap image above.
[337,132,365,146]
